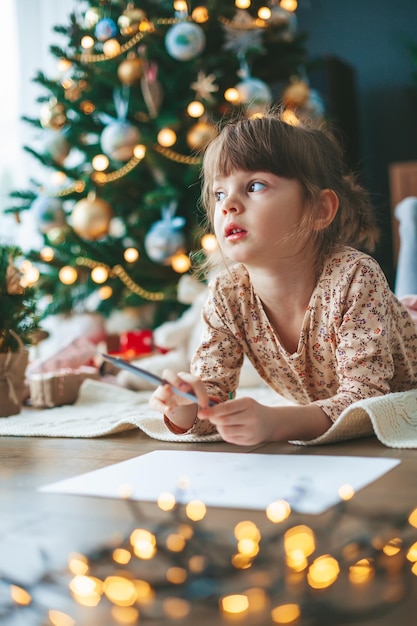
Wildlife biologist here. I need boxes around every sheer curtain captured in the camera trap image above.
[0,0,74,249]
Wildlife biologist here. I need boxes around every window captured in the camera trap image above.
[0,0,73,248]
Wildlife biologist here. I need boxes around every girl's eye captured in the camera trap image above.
[249,181,265,192]
[214,190,226,202]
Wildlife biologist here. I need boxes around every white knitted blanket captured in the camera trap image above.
[0,379,416,448]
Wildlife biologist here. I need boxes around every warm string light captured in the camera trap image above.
[18,260,40,287]
[191,6,209,22]
[40,246,55,262]
[59,266,78,285]
[123,247,140,263]
[280,0,298,11]
[173,0,188,12]
[157,128,177,147]
[258,6,271,20]
[92,154,109,171]
[5,492,417,625]
[187,101,205,118]
[235,0,251,9]
[170,252,191,273]
[201,233,218,252]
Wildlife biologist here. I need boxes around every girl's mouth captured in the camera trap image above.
[225,224,247,239]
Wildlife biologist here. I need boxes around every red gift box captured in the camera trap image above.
[119,330,153,358]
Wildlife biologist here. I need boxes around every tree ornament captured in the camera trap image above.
[186,121,217,151]
[165,22,206,61]
[144,203,186,265]
[222,10,265,57]
[99,89,140,162]
[100,120,141,161]
[31,196,67,235]
[141,60,163,118]
[303,88,326,120]
[282,78,310,109]
[268,7,297,42]
[71,195,113,241]
[235,77,272,113]
[43,130,71,165]
[117,55,143,86]
[191,71,218,103]
[84,7,100,29]
[40,98,67,130]
[94,17,118,42]
[5,257,24,295]
[118,6,146,36]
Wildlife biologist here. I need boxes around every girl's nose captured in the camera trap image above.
[222,196,241,215]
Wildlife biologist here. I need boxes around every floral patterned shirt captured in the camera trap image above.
[190,246,417,432]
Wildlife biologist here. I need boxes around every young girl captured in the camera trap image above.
[149,113,417,445]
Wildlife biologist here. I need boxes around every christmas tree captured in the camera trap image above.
[0,246,41,353]
[7,0,322,328]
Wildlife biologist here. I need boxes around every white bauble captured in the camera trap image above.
[31,196,67,234]
[100,121,140,162]
[145,217,186,265]
[43,130,71,165]
[235,77,273,109]
[165,22,206,61]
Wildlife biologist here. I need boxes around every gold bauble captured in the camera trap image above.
[282,80,310,109]
[71,197,113,241]
[186,121,217,151]
[40,98,67,130]
[117,56,143,86]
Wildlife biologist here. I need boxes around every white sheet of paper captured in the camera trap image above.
[39,451,400,514]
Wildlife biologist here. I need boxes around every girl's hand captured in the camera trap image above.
[149,369,211,415]
[198,397,332,444]
[197,396,277,445]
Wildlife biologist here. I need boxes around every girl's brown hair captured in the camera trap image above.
[199,113,379,277]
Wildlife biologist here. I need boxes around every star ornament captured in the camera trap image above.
[222,9,265,56]
[191,71,219,103]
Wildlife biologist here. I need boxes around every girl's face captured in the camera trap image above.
[212,169,309,269]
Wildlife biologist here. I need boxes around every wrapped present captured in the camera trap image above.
[29,365,99,408]
[119,330,153,358]
[27,336,98,376]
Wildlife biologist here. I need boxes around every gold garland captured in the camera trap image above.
[71,31,145,64]
[154,145,201,165]
[69,16,186,65]
[68,12,269,66]
[76,256,165,301]
[41,181,86,198]
[40,153,143,196]
[217,15,268,30]
[43,144,198,197]
[92,155,142,184]
[112,264,165,301]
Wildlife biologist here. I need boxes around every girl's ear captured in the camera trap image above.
[314,189,339,231]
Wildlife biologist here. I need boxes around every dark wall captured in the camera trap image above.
[297,0,417,285]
